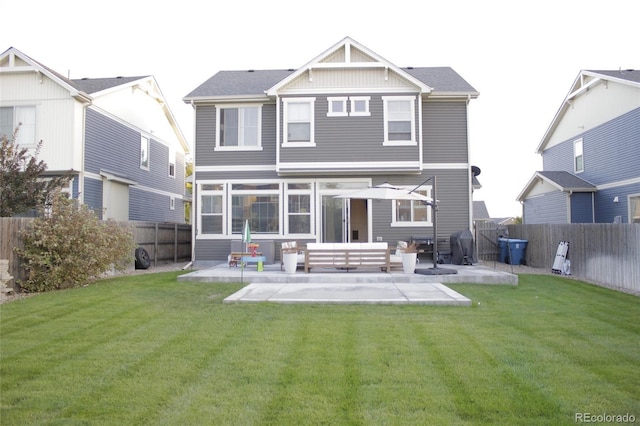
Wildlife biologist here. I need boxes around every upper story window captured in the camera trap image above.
[327,97,348,117]
[574,138,584,173]
[1,105,36,147]
[216,105,262,150]
[382,96,416,145]
[350,97,370,116]
[168,149,176,178]
[283,97,315,146]
[140,136,150,170]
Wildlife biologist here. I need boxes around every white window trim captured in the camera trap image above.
[629,193,640,224]
[382,96,416,146]
[197,183,226,239]
[390,186,433,226]
[140,136,150,170]
[574,138,584,173]
[169,196,176,210]
[1,105,38,147]
[228,182,281,235]
[349,96,371,116]
[283,97,316,147]
[215,104,263,151]
[168,148,176,178]
[284,182,315,237]
[327,97,348,117]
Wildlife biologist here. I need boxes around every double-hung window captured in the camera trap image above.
[217,105,261,150]
[574,138,584,173]
[199,184,224,236]
[392,188,432,226]
[283,98,315,146]
[286,183,312,234]
[140,136,150,169]
[1,105,36,147]
[382,96,416,145]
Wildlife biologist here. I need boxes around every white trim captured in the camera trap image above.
[390,185,433,227]
[277,161,421,170]
[382,95,416,145]
[574,138,584,173]
[327,97,348,117]
[421,163,470,169]
[282,97,315,146]
[214,104,263,150]
[597,176,640,190]
[140,136,150,170]
[349,96,371,116]
[196,164,276,173]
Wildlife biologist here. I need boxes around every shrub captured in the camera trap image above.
[15,192,136,292]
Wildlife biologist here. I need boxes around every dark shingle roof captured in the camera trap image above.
[71,76,149,94]
[403,67,478,93]
[473,201,490,219]
[538,171,596,191]
[184,69,295,99]
[185,66,477,100]
[587,69,640,84]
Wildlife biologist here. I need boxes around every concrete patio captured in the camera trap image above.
[178,261,517,305]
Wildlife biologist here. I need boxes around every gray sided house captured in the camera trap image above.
[184,37,479,263]
[0,47,189,223]
[518,69,640,224]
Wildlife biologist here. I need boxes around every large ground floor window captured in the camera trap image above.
[196,179,434,239]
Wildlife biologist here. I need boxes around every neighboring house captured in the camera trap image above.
[518,69,640,224]
[0,47,189,223]
[183,37,479,263]
[473,201,516,226]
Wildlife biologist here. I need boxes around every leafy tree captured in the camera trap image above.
[185,160,193,223]
[15,192,136,292]
[0,127,70,217]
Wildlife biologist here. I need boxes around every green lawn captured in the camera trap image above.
[1,272,638,425]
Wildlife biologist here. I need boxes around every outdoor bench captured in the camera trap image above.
[304,243,401,273]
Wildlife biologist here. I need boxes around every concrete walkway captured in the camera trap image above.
[223,282,472,305]
[178,261,517,305]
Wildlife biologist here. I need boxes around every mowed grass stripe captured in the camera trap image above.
[1,273,638,425]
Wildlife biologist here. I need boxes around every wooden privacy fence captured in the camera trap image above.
[129,221,192,266]
[475,222,640,294]
[0,218,191,287]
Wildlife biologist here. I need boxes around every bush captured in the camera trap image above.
[15,193,136,292]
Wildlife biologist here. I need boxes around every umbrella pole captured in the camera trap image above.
[432,176,438,269]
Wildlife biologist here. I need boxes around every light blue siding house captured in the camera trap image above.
[518,70,640,224]
[0,47,190,223]
[184,37,479,263]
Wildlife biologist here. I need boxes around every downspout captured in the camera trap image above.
[190,99,197,265]
[466,94,473,231]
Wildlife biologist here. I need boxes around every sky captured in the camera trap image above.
[4,0,638,218]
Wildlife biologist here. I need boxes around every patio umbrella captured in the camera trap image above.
[334,182,433,203]
[241,220,251,283]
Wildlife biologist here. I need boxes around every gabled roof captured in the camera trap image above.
[1,47,189,153]
[72,76,150,94]
[184,37,479,102]
[473,201,490,219]
[1,46,91,103]
[517,171,596,202]
[184,69,294,100]
[536,69,640,153]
